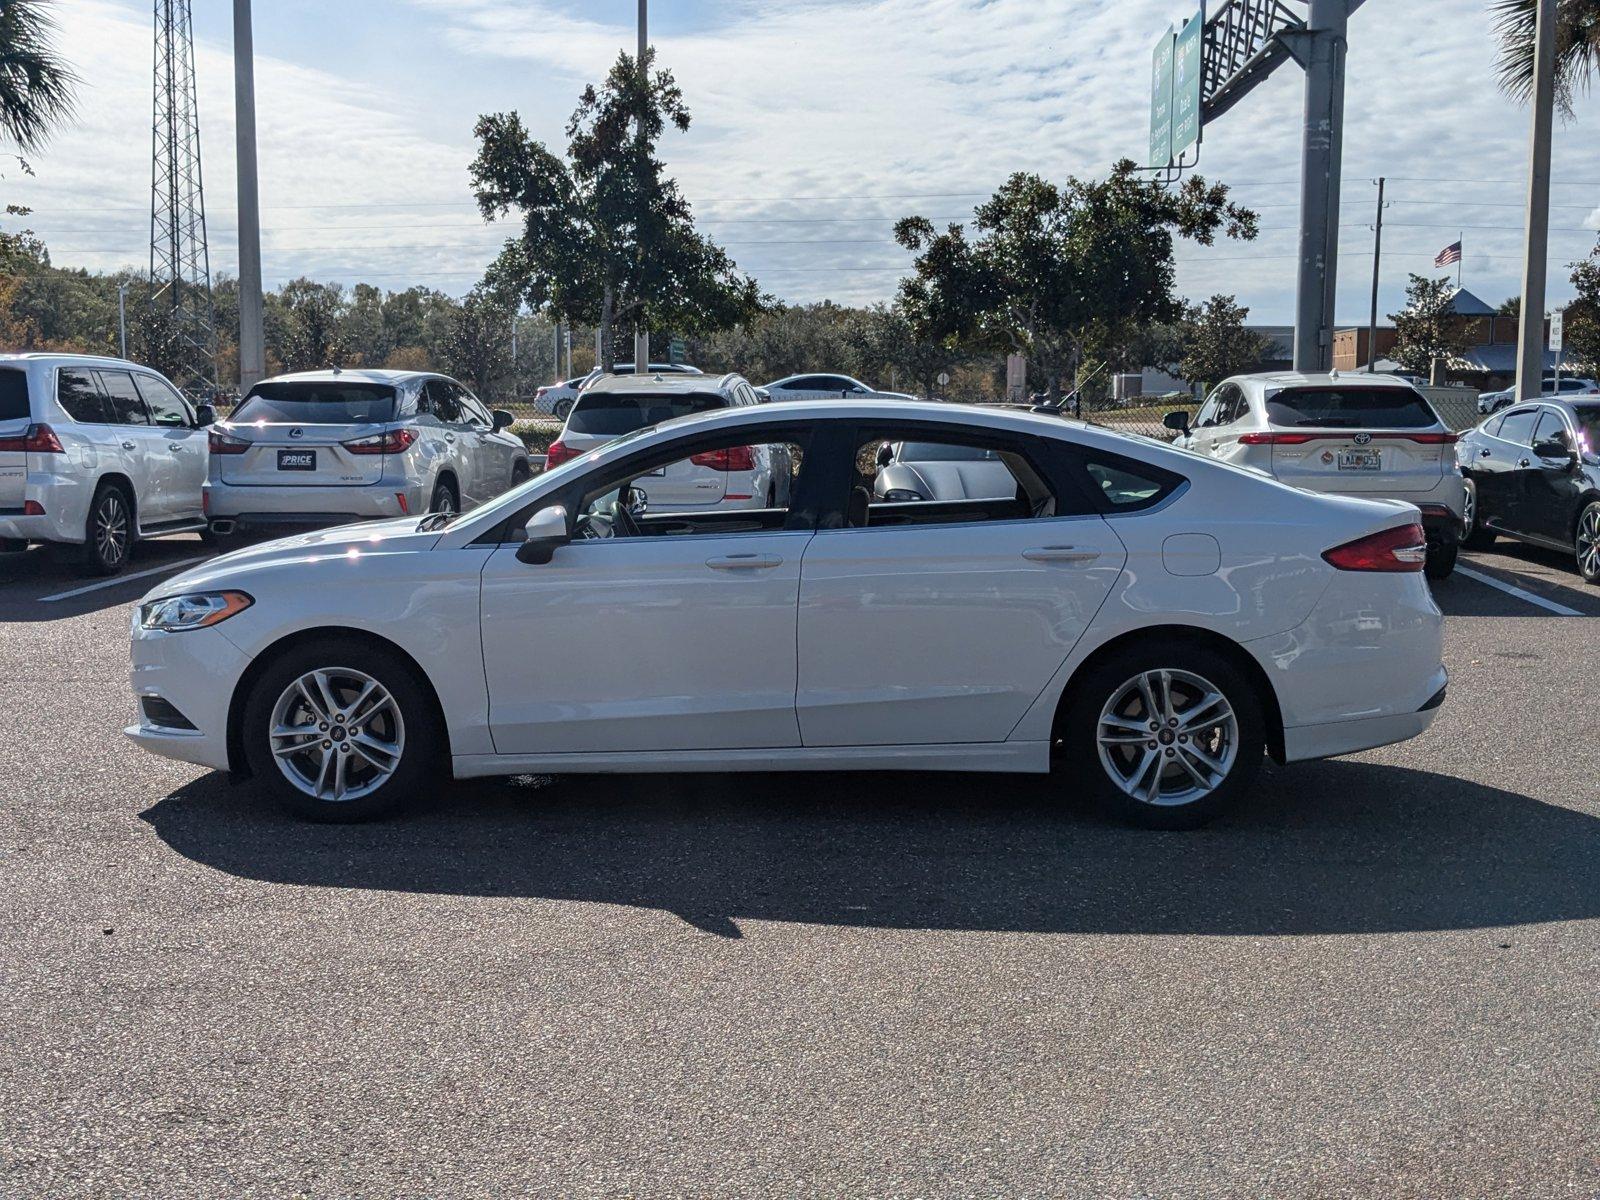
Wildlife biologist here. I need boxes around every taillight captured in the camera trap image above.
[0,423,64,453]
[343,428,417,455]
[545,439,581,468]
[1322,523,1427,573]
[23,500,45,515]
[1394,432,1458,444]
[534,387,549,400]
[691,445,756,471]
[208,429,250,455]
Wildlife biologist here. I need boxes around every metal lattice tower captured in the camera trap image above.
[149,0,217,390]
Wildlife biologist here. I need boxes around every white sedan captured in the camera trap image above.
[126,400,1447,829]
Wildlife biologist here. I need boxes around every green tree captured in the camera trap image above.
[893,164,1257,402]
[1176,294,1273,390]
[1390,274,1471,378]
[856,301,964,399]
[0,0,76,163]
[1493,0,1600,115]
[1564,241,1600,374]
[268,278,348,372]
[469,49,760,369]
[443,285,512,398]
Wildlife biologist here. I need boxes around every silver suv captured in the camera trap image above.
[0,353,213,574]
[206,369,529,536]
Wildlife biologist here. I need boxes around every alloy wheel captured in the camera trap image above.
[268,667,406,802]
[431,486,456,516]
[1095,668,1239,808]
[1462,482,1476,537]
[1578,507,1600,579]
[94,491,129,567]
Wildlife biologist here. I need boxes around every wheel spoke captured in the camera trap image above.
[1136,673,1160,724]
[332,750,348,799]
[313,746,335,798]
[1157,670,1177,723]
[1100,712,1148,734]
[294,678,330,725]
[1173,747,1213,790]
[1176,691,1230,733]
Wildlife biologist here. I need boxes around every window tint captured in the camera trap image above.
[1082,452,1185,512]
[565,390,727,437]
[424,380,463,422]
[851,431,1060,527]
[97,371,150,425]
[897,441,997,461]
[56,370,108,423]
[0,368,28,421]
[133,374,192,427]
[1496,408,1538,446]
[457,389,492,427]
[1265,386,1437,429]
[1532,410,1568,448]
[233,382,397,424]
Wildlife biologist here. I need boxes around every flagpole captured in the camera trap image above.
[1457,231,1463,289]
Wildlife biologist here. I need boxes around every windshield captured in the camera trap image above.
[898,441,997,461]
[1265,386,1438,430]
[232,381,398,424]
[566,391,726,437]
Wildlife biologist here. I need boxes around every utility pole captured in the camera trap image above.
[1366,176,1384,372]
[1291,0,1349,372]
[633,0,649,374]
[117,283,129,359]
[1515,0,1556,410]
[233,0,265,393]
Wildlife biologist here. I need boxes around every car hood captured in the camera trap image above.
[141,518,443,602]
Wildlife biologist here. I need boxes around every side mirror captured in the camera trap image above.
[754,388,771,404]
[875,443,894,468]
[1162,410,1191,435]
[492,408,515,432]
[515,504,570,565]
[195,403,217,428]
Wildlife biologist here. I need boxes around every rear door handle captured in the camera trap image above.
[706,553,783,570]
[1518,458,1531,468]
[121,440,136,450]
[445,433,456,443]
[1479,448,1492,457]
[169,443,184,451]
[1023,546,1101,564]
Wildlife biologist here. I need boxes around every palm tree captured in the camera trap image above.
[0,0,77,160]
[1493,0,1600,113]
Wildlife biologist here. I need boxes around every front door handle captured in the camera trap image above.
[1023,546,1101,564]
[121,440,136,450]
[444,433,457,443]
[169,443,184,451]
[1518,458,1531,468]
[1479,448,1492,457]
[706,553,783,570]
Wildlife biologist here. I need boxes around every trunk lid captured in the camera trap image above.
[1267,431,1452,495]
[215,421,390,487]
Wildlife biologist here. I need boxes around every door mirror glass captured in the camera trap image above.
[492,408,515,432]
[195,403,217,427]
[1162,410,1191,435]
[515,504,570,564]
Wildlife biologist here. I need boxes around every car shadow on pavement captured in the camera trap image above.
[0,539,216,621]
[140,759,1600,939]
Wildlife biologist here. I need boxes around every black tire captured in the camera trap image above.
[429,477,459,516]
[78,480,134,576]
[1576,501,1600,585]
[510,461,531,488]
[1424,541,1458,580]
[554,398,573,420]
[1460,478,1496,550]
[0,537,25,553]
[1063,639,1265,831]
[241,637,442,822]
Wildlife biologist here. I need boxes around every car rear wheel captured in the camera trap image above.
[554,398,573,419]
[1424,542,1458,580]
[1576,502,1600,584]
[1460,478,1495,550]
[1064,640,1264,830]
[242,639,440,821]
[429,478,458,516]
[79,481,133,576]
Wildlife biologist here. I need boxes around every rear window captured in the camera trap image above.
[1265,386,1438,430]
[566,391,727,437]
[0,368,28,421]
[232,381,397,424]
[898,441,998,461]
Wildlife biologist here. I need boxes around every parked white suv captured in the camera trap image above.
[0,353,213,574]
[1167,371,1467,578]
[547,372,792,510]
[206,369,529,536]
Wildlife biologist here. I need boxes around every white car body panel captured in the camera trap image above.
[126,400,1446,786]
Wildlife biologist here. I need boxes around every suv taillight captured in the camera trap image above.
[545,439,581,468]
[208,429,250,455]
[691,445,755,471]
[343,428,417,455]
[0,423,64,453]
[1322,523,1427,573]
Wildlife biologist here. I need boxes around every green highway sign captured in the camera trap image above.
[1171,10,1203,160]
[668,336,687,365]
[1148,28,1176,169]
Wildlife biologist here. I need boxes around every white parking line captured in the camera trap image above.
[1456,564,1584,617]
[39,556,211,603]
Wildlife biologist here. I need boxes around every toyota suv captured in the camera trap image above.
[205,369,529,536]
[0,353,213,575]
[1166,371,1466,578]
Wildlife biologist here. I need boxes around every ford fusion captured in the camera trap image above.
[127,400,1447,829]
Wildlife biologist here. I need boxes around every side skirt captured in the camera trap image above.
[452,740,1052,779]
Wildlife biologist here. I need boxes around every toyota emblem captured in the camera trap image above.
[1353,431,1371,445]
[288,427,304,439]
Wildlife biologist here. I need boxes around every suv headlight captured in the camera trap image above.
[138,590,254,632]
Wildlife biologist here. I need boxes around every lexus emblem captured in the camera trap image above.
[1353,431,1371,445]
[288,427,304,439]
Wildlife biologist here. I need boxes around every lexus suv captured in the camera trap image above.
[0,353,214,574]
[206,369,529,536]
[1167,372,1467,579]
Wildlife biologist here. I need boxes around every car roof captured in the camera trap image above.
[0,351,161,371]
[258,368,434,385]
[581,371,745,397]
[1228,371,1420,391]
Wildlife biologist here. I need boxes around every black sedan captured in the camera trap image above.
[1457,398,1600,583]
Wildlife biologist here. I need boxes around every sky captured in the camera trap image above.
[8,0,1600,327]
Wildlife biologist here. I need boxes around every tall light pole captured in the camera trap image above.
[233,0,265,393]
[1514,0,1558,405]
[1291,0,1349,372]
[1366,176,1384,372]
[633,0,650,374]
[117,283,129,359]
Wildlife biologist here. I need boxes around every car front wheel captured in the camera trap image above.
[242,639,441,821]
[1065,640,1265,830]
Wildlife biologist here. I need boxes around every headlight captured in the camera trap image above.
[883,488,927,502]
[138,590,253,632]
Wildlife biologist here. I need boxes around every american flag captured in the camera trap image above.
[1435,241,1462,268]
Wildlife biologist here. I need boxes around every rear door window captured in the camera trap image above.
[133,374,194,427]
[97,370,151,425]
[1532,409,1568,449]
[1265,386,1438,429]
[57,370,109,423]
[0,368,29,421]
[1081,451,1186,512]
[424,379,463,423]
[232,382,398,424]
[1496,408,1538,446]
[566,390,728,437]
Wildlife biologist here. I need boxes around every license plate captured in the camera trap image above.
[277,449,317,471]
[1337,450,1380,471]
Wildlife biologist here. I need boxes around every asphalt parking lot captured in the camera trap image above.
[1,536,1597,1197]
